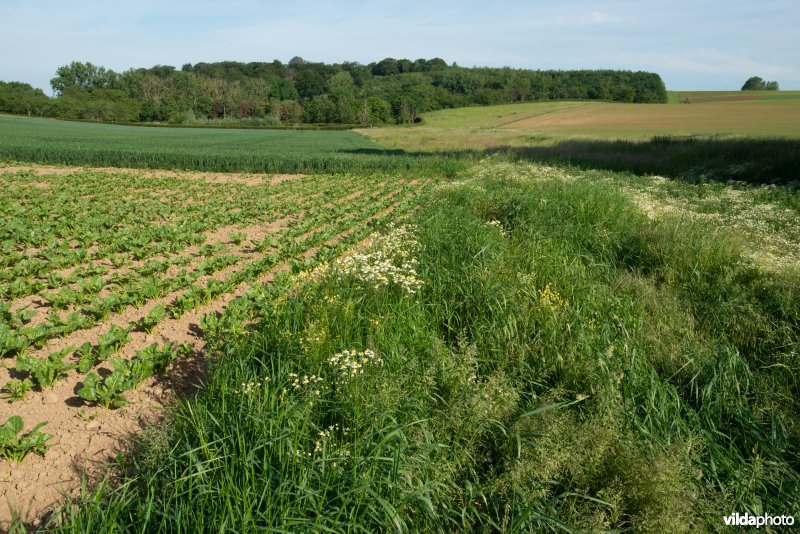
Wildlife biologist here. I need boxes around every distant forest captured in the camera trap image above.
[0,58,667,126]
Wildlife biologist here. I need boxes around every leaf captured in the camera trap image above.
[0,415,24,437]
[0,416,52,462]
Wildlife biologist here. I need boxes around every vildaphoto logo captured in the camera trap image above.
[723,512,795,528]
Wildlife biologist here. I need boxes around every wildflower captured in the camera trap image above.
[234,376,270,395]
[328,348,383,381]
[289,373,324,396]
[539,284,566,311]
[332,224,424,295]
[486,220,508,237]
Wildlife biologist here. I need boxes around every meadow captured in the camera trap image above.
[1,97,799,532]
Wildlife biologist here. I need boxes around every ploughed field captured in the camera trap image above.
[0,163,431,527]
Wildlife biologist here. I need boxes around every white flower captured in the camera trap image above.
[328,348,383,381]
[331,225,424,295]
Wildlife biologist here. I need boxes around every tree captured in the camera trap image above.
[328,71,355,100]
[50,62,118,95]
[0,81,50,115]
[741,76,779,91]
[372,58,399,76]
[30,57,668,125]
[742,76,765,90]
[295,69,326,99]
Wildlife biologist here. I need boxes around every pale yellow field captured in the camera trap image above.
[359,96,800,151]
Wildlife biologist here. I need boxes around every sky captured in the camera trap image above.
[1,0,799,94]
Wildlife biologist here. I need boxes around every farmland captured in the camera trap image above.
[359,94,800,185]
[0,115,461,175]
[1,99,800,532]
[0,163,431,528]
[361,91,800,149]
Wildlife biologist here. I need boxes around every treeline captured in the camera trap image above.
[1,58,667,126]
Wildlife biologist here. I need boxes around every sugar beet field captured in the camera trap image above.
[1,113,800,532]
[0,163,431,529]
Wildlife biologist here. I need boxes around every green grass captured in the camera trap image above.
[47,161,799,532]
[0,115,463,175]
[411,101,585,129]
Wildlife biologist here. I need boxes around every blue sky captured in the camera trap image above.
[2,0,798,93]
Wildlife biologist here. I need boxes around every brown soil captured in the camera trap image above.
[268,174,306,186]
[0,166,74,176]
[0,163,305,187]
[343,190,364,201]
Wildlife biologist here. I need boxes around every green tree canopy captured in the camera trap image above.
[6,57,669,126]
[50,62,119,95]
[742,76,779,91]
[0,81,50,115]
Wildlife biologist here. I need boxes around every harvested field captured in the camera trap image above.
[505,101,800,138]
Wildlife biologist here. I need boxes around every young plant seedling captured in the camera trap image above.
[130,342,186,379]
[0,416,53,462]
[11,306,36,327]
[96,324,131,358]
[76,342,98,374]
[41,286,81,310]
[228,230,247,245]
[16,346,77,388]
[16,324,50,350]
[1,378,34,402]
[138,304,166,334]
[0,324,26,358]
[78,358,136,409]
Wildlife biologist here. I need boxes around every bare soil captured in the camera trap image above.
[0,163,306,187]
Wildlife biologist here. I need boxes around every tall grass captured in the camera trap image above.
[50,162,799,532]
[491,136,800,187]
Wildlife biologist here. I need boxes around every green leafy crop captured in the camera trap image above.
[0,416,53,462]
[1,378,34,402]
[138,304,166,334]
[16,347,77,388]
[78,343,187,409]
[78,358,137,409]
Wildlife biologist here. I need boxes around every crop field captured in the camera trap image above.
[359,96,800,186]
[669,90,800,103]
[0,163,432,528]
[361,94,800,151]
[1,100,799,532]
[0,115,460,175]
